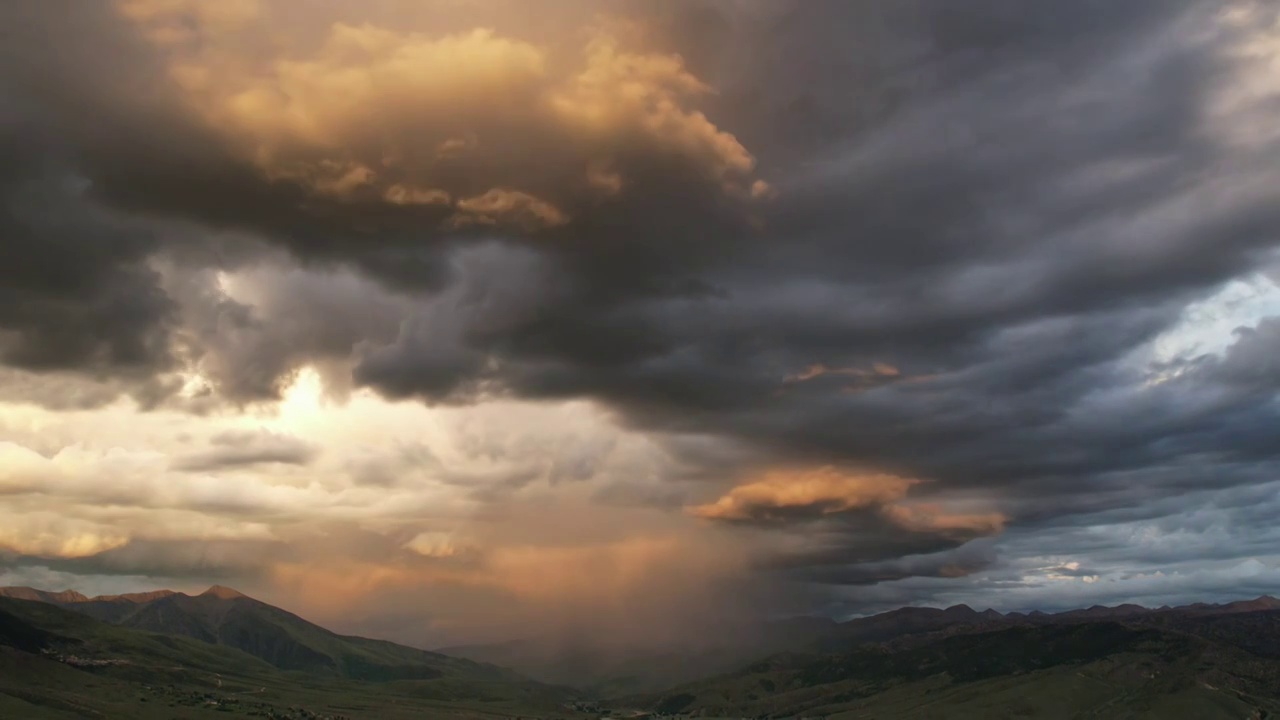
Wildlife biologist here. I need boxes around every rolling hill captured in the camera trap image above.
[0,594,581,719]
[0,584,522,682]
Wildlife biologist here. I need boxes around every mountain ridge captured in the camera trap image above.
[630,618,1280,718]
[442,593,1280,694]
[0,596,579,718]
[0,584,526,683]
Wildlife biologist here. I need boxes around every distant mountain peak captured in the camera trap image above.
[201,585,248,600]
[1222,595,1280,612]
[0,586,89,603]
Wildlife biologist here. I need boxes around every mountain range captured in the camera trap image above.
[0,584,530,683]
[6,584,1280,718]
[445,594,1280,702]
[627,595,1280,718]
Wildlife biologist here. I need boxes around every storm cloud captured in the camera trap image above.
[2,0,1280,642]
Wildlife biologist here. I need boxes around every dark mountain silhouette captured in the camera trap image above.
[631,599,1280,719]
[441,593,1280,696]
[11,582,1280,718]
[636,619,1280,718]
[0,584,519,682]
[0,588,90,604]
[809,594,1280,654]
[0,596,577,718]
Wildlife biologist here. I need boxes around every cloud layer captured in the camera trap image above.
[2,0,1280,645]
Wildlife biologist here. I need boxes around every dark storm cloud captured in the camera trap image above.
[0,116,174,377]
[4,0,766,292]
[165,255,412,402]
[3,0,1280,600]
[822,477,1280,615]
[791,541,999,587]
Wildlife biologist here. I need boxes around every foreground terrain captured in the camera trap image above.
[0,588,578,719]
[636,621,1280,718]
[6,586,1280,718]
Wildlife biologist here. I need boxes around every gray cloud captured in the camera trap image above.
[793,541,1000,587]
[2,0,1280,616]
[172,430,319,472]
[1,538,291,582]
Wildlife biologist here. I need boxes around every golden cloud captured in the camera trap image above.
[689,465,1007,541]
[116,3,768,232]
[117,0,262,45]
[687,466,917,522]
[451,188,568,230]
[0,517,129,558]
[548,33,756,188]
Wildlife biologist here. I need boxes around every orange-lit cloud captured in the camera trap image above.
[452,188,568,230]
[115,3,768,232]
[117,0,262,45]
[548,33,757,191]
[688,466,1007,543]
[687,466,917,522]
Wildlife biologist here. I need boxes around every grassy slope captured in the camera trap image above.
[0,597,581,720]
[45,589,532,685]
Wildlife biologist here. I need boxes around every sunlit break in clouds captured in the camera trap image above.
[2,0,1280,656]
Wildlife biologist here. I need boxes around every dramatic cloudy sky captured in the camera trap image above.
[3,0,1280,647]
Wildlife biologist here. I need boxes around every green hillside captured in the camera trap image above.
[3,585,528,684]
[111,587,509,681]
[0,596,580,720]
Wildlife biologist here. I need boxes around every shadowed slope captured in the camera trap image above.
[1,585,524,683]
[636,621,1280,719]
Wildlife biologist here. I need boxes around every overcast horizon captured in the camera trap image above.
[3,0,1280,650]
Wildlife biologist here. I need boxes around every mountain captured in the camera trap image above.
[0,596,576,719]
[0,586,182,624]
[12,583,1280,718]
[440,597,1280,696]
[1,584,528,683]
[604,596,1280,718]
[806,595,1280,654]
[0,588,90,604]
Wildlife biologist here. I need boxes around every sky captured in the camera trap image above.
[2,0,1280,649]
